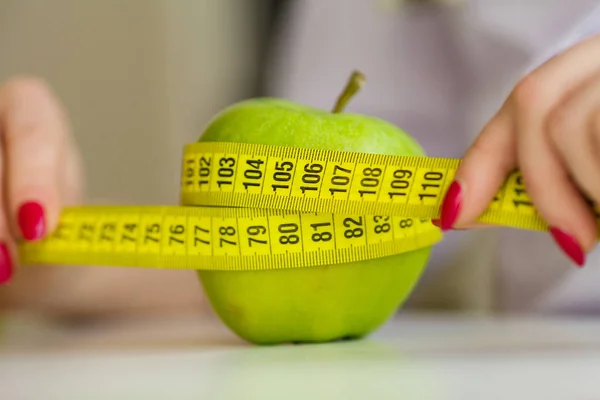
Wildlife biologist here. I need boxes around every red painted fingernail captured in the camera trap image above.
[0,243,13,284]
[440,181,463,231]
[18,201,46,241]
[431,219,441,227]
[549,227,585,267]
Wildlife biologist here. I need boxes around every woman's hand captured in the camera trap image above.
[0,76,207,320]
[438,34,600,267]
[0,76,83,283]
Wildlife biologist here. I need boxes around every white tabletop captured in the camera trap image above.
[0,311,598,399]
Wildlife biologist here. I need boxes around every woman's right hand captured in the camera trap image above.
[437,34,600,266]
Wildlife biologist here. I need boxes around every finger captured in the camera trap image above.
[0,230,15,284]
[513,77,600,267]
[0,77,67,242]
[60,132,85,206]
[547,69,600,207]
[439,102,517,230]
[431,219,495,230]
[517,122,595,267]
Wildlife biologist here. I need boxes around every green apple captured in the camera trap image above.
[196,72,435,344]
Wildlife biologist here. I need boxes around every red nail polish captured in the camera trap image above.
[549,227,585,267]
[0,243,13,284]
[440,181,463,231]
[431,219,441,227]
[18,201,46,241]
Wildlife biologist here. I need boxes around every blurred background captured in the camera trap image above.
[0,0,283,207]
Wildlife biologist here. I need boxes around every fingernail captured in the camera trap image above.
[549,227,585,267]
[18,201,46,241]
[0,243,13,284]
[440,181,463,231]
[431,219,441,227]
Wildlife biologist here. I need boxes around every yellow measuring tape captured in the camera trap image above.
[18,141,582,271]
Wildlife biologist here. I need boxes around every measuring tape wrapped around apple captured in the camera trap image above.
[17,71,592,343]
[19,141,557,271]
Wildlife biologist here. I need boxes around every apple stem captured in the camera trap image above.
[331,70,366,113]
